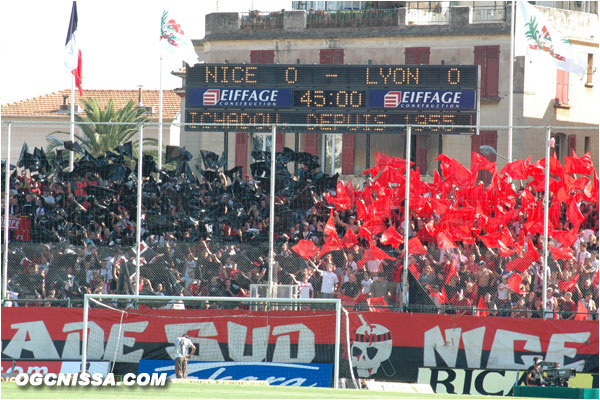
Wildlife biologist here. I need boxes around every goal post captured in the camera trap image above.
[82,294,349,388]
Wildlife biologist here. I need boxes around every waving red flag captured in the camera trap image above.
[559,273,580,292]
[407,237,428,255]
[437,231,457,250]
[508,273,527,294]
[324,209,337,236]
[567,198,585,231]
[320,232,343,256]
[574,301,590,321]
[506,239,539,273]
[471,152,496,173]
[476,296,489,317]
[292,240,319,259]
[380,225,404,248]
[445,257,458,284]
[564,151,594,175]
[549,245,574,260]
[501,159,529,180]
[341,228,359,248]
[550,229,577,247]
[430,287,448,305]
[340,292,369,306]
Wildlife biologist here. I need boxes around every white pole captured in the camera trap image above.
[81,294,89,374]
[401,126,412,309]
[333,299,340,389]
[542,127,551,318]
[2,123,11,300]
[158,54,163,171]
[507,0,515,163]
[268,125,276,298]
[135,126,143,296]
[70,75,75,172]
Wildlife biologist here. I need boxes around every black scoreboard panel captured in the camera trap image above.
[185,110,477,134]
[185,64,479,134]
[187,64,478,89]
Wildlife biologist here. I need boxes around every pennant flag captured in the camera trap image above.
[515,1,586,76]
[558,273,580,292]
[160,10,199,66]
[567,198,585,231]
[323,209,337,236]
[291,239,319,259]
[574,301,589,321]
[407,237,428,255]
[564,151,594,176]
[380,225,404,248]
[476,296,489,317]
[549,245,574,260]
[64,1,83,95]
[341,228,359,248]
[366,296,389,312]
[508,273,527,295]
[320,232,343,257]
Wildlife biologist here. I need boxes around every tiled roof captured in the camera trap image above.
[1,89,181,120]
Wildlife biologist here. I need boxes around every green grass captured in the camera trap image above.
[1,382,514,399]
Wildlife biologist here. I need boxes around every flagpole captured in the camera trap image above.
[135,125,144,296]
[542,127,551,318]
[2,122,11,301]
[268,124,276,298]
[401,126,412,310]
[158,53,163,171]
[507,0,515,164]
[70,74,75,172]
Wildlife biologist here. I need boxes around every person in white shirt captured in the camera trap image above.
[174,334,196,379]
[361,272,373,295]
[320,263,339,298]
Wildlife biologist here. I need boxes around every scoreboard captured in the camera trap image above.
[185,64,479,134]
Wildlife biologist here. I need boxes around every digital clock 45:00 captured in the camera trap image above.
[293,90,366,108]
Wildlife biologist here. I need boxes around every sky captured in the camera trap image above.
[0,0,291,105]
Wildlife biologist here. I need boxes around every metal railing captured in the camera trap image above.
[241,12,284,29]
[307,9,399,28]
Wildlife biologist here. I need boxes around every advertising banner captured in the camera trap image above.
[187,88,292,108]
[2,308,597,382]
[369,89,476,110]
[8,216,30,242]
[0,361,109,376]
[138,360,332,387]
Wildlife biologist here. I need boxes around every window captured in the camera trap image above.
[253,133,273,153]
[323,134,343,175]
[584,136,590,154]
[405,47,430,65]
[474,46,500,98]
[556,69,569,106]
[319,49,344,64]
[568,134,576,156]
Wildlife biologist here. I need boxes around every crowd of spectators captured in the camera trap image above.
[1,144,598,320]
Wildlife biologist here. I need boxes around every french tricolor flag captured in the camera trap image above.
[64,1,82,95]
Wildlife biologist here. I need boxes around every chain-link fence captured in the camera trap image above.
[1,121,598,321]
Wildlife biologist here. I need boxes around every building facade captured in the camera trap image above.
[183,2,598,178]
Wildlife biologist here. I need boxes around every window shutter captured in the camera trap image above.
[474,46,487,97]
[342,134,355,175]
[235,133,248,176]
[418,47,430,65]
[332,49,344,64]
[485,46,499,98]
[304,133,318,154]
[405,48,418,64]
[262,50,275,64]
[415,141,428,175]
[276,131,284,152]
[250,50,262,63]
[556,69,569,105]
[568,134,576,156]
[319,49,332,64]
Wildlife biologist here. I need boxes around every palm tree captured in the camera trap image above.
[46,98,155,158]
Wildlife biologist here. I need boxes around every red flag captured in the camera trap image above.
[408,263,420,280]
[471,152,496,173]
[476,296,489,317]
[594,270,599,286]
[407,237,428,255]
[445,258,458,285]
[320,232,343,256]
[506,239,538,273]
[574,301,589,321]
[340,292,369,306]
[291,240,319,259]
[564,151,594,175]
[366,296,389,312]
[558,273,580,292]
[380,225,404,248]
[550,229,577,247]
[341,228,359,248]
[500,159,529,180]
[437,231,457,250]
[567,198,585,231]
[65,1,83,95]
[549,245,574,260]
[430,287,448,305]
[324,209,337,236]
[508,274,527,294]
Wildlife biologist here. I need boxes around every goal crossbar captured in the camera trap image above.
[82,294,343,388]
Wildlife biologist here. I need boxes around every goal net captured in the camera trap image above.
[82,294,355,388]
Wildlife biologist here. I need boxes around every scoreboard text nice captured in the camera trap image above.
[185,64,479,134]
